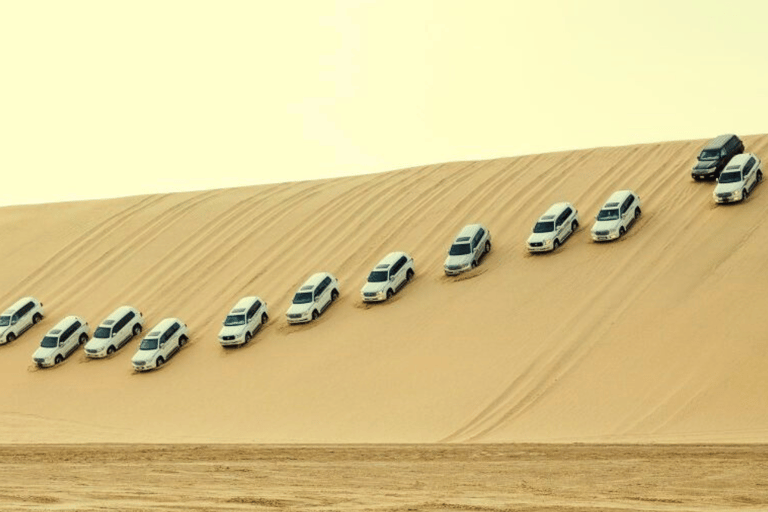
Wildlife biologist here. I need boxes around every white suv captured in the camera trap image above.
[527,202,579,252]
[131,318,189,371]
[84,306,144,358]
[0,296,44,344]
[443,224,492,275]
[591,190,642,242]
[218,296,268,346]
[286,272,340,324]
[360,251,415,302]
[713,153,763,204]
[32,315,90,367]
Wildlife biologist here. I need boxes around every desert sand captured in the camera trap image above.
[1,135,767,444]
[2,444,766,511]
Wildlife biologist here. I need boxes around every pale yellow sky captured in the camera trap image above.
[2,0,767,206]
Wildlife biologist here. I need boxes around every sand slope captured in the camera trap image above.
[1,135,768,443]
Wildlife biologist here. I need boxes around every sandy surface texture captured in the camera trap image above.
[0,444,766,511]
[1,136,768,443]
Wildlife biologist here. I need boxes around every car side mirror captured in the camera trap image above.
[112,332,117,337]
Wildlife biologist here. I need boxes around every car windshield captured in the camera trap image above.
[533,221,555,233]
[292,292,313,304]
[94,326,111,339]
[368,270,388,282]
[140,338,159,350]
[699,149,720,161]
[40,336,58,348]
[0,316,9,327]
[596,209,620,221]
[449,243,471,256]
[224,314,245,326]
[718,171,742,183]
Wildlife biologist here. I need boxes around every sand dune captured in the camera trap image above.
[1,135,768,443]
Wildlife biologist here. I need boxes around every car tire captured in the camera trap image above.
[6,333,15,344]
[33,313,42,324]
[572,220,578,232]
[553,239,560,250]
[471,260,477,269]
[156,356,164,367]
[54,355,63,365]
[619,227,626,237]
[244,332,252,344]
[331,289,339,302]
[262,313,268,325]
[107,346,116,355]
[79,333,88,344]
[635,208,641,219]
[406,269,414,281]
[132,324,142,336]
[179,335,188,346]
[312,310,319,321]
[485,241,491,254]
[386,289,393,300]
[742,189,748,201]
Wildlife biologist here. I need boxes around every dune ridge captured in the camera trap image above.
[1,135,768,443]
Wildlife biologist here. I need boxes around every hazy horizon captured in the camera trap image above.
[3,0,767,206]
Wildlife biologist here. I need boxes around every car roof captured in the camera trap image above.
[603,190,635,205]
[231,296,260,312]
[540,202,572,219]
[302,272,332,288]
[376,251,407,268]
[726,153,752,167]
[51,315,81,331]
[702,134,738,151]
[456,223,485,239]
[101,305,136,324]
[152,317,181,332]
[2,296,37,315]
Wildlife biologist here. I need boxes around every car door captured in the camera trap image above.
[316,278,330,311]
[16,303,32,333]
[246,301,259,331]
[116,312,134,347]
[60,322,77,357]
[744,158,756,191]
[473,229,485,262]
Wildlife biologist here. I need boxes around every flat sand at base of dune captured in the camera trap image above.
[0,444,766,511]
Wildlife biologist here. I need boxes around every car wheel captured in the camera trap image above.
[635,208,641,219]
[312,310,319,321]
[406,269,414,281]
[244,332,252,344]
[471,260,477,268]
[132,324,142,336]
[33,313,42,324]
[179,335,188,346]
[386,289,393,300]
[262,313,268,325]
[156,356,164,367]
[54,355,63,365]
[572,220,578,232]
[619,227,626,237]
[331,289,339,301]
[553,239,560,250]
[6,333,15,344]
[485,241,491,254]
[107,346,116,355]
[758,170,764,183]
[79,333,88,344]
[743,189,748,201]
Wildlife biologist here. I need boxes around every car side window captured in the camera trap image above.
[18,303,31,317]
[114,314,128,332]
[11,314,19,324]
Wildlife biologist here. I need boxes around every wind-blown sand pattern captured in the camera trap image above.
[1,135,767,444]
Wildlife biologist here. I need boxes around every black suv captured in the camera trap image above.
[691,134,744,180]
